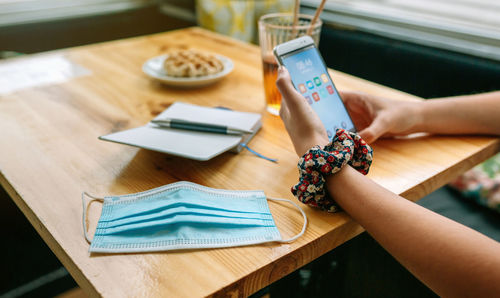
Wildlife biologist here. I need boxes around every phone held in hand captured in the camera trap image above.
[273,36,356,139]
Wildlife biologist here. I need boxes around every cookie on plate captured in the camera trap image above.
[163,50,224,78]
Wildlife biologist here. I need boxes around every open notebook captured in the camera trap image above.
[99,102,262,161]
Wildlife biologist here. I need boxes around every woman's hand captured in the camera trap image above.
[276,66,329,156]
[340,91,423,143]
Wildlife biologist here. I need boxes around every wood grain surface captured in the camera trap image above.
[0,27,498,297]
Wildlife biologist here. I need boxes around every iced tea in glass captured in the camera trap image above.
[262,54,281,113]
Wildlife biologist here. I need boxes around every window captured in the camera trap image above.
[301,0,500,61]
[0,0,155,27]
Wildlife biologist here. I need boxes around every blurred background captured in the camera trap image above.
[1,0,499,297]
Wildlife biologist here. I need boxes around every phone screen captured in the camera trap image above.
[280,45,355,139]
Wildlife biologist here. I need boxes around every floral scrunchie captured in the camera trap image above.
[292,129,373,212]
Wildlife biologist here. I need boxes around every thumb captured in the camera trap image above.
[339,90,357,104]
[358,115,387,143]
[276,66,308,111]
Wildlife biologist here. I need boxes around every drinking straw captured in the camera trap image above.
[306,0,327,35]
[291,0,300,37]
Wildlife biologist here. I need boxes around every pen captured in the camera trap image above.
[151,119,253,135]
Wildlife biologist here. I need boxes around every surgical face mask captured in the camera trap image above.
[82,181,307,253]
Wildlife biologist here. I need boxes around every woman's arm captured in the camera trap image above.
[327,166,500,297]
[341,91,500,143]
[417,92,500,135]
[276,66,500,297]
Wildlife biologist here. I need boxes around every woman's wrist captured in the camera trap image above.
[325,164,349,185]
[297,135,329,157]
[324,165,359,207]
[406,100,427,134]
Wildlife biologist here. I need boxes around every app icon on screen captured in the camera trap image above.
[299,84,307,93]
[306,80,314,89]
[314,77,321,86]
[319,88,328,97]
[312,92,320,102]
[321,73,328,83]
[326,85,334,94]
[305,96,312,104]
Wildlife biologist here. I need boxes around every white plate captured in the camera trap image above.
[142,54,234,87]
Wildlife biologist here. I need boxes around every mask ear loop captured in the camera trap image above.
[82,192,104,244]
[267,197,307,243]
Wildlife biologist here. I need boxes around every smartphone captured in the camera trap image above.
[273,36,356,139]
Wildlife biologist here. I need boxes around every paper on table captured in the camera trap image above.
[0,54,91,95]
[99,102,262,161]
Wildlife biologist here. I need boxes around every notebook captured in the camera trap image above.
[99,102,262,161]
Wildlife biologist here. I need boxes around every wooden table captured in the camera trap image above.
[0,27,498,297]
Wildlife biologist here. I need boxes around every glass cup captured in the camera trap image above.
[258,13,322,115]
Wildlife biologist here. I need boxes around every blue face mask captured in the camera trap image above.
[82,181,306,253]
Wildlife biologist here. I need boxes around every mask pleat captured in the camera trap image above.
[106,201,269,224]
[107,192,266,221]
[99,213,275,237]
[104,205,272,229]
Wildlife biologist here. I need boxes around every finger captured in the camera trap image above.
[339,90,366,114]
[279,97,290,120]
[278,81,290,120]
[276,66,309,112]
[339,90,357,104]
[358,115,388,143]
